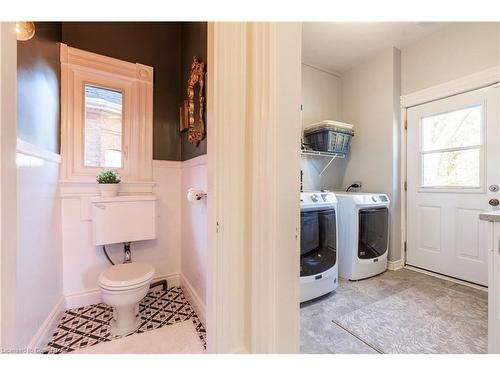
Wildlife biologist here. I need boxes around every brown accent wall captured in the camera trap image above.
[62,22,183,161]
[17,22,207,161]
[17,22,62,153]
[180,22,208,161]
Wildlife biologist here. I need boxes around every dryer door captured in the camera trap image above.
[358,207,389,259]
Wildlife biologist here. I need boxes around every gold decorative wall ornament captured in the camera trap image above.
[179,100,189,132]
[186,57,206,145]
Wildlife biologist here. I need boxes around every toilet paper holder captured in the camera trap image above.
[187,188,207,203]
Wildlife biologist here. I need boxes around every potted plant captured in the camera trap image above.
[96,170,121,197]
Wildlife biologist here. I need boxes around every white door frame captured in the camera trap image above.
[247,22,301,353]
[400,66,500,354]
[0,22,18,350]
[206,22,248,354]
[206,22,301,353]
[400,66,500,267]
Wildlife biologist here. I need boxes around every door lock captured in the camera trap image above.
[489,198,500,206]
[489,185,499,192]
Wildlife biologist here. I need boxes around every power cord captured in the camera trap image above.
[346,183,360,192]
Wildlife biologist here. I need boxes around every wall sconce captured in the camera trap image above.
[16,22,35,41]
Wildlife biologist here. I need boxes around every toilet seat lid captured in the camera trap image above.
[99,262,155,289]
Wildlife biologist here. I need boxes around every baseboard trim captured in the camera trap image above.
[65,289,102,310]
[405,265,488,291]
[27,296,66,351]
[387,259,405,271]
[180,273,206,328]
[156,273,180,288]
[65,273,180,310]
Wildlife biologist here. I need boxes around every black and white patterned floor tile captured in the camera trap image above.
[44,286,206,354]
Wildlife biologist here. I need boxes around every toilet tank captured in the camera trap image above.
[90,195,157,246]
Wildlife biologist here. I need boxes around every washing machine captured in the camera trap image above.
[300,191,338,303]
[334,192,390,281]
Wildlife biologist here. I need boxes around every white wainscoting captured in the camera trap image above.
[16,139,63,349]
[180,273,206,328]
[27,296,65,351]
[181,154,207,323]
[61,160,182,299]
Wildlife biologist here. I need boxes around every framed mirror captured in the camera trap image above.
[186,57,205,146]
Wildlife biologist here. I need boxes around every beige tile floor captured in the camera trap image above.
[300,268,487,354]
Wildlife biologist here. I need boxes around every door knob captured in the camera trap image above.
[489,198,499,206]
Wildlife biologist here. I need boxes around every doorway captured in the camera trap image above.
[299,22,494,354]
[406,87,499,286]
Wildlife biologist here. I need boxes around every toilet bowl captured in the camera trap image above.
[98,262,155,336]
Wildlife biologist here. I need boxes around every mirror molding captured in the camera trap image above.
[187,57,206,146]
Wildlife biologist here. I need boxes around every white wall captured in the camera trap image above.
[301,64,341,128]
[180,155,207,323]
[340,47,401,261]
[15,148,62,347]
[61,161,182,300]
[401,22,500,95]
[301,63,344,191]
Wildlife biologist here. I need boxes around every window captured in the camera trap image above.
[60,43,154,193]
[84,85,123,168]
[420,105,482,188]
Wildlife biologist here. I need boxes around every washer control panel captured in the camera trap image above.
[300,192,337,210]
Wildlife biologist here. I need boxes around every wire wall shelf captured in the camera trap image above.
[301,149,346,176]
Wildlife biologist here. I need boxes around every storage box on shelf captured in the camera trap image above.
[303,120,354,155]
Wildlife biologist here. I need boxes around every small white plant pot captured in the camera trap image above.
[99,183,119,197]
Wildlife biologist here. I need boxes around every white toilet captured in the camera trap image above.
[90,195,158,336]
[99,262,155,336]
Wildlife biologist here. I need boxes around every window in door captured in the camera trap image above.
[420,104,483,189]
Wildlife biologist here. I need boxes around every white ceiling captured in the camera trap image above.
[302,22,447,75]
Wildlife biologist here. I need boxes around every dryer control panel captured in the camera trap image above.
[334,192,390,206]
[350,194,390,205]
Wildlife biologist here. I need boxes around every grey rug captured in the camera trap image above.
[332,281,487,354]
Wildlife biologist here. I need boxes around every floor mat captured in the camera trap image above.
[71,321,205,354]
[332,281,487,354]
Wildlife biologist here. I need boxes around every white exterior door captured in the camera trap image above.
[407,87,500,286]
